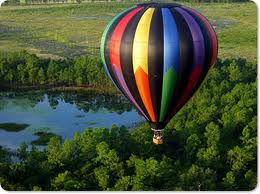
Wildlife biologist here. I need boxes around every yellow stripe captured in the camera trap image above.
[133,8,155,74]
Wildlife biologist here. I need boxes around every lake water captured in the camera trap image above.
[0,91,144,149]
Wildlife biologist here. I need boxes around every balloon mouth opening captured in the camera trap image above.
[150,122,167,130]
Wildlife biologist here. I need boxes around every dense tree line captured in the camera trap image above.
[0,57,256,191]
[0,51,113,89]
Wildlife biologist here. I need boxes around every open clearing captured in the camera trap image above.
[0,2,257,60]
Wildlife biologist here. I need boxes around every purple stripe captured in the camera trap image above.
[174,7,205,69]
[111,64,149,120]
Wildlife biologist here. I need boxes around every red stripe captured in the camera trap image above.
[109,7,143,70]
[108,6,150,120]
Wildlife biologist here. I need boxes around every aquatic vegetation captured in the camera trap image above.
[31,131,62,146]
[0,123,29,132]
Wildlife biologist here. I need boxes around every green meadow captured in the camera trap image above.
[0,2,257,60]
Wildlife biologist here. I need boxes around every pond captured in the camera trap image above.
[0,90,144,149]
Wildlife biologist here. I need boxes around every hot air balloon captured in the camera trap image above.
[100,2,218,144]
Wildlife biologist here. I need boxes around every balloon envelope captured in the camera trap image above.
[100,3,218,130]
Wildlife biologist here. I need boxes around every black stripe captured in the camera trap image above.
[104,7,136,94]
[184,8,212,77]
[180,7,215,108]
[120,7,151,121]
[182,8,214,103]
[165,7,194,122]
[148,7,164,122]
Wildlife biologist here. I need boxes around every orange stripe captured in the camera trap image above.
[134,67,156,122]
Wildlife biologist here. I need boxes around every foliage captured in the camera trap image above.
[0,51,114,90]
[31,132,62,146]
[0,1,257,190]
[0,123,29,132]
[0,56,257,191]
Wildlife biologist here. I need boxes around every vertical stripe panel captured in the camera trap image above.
[183,7,217,67]
[171,7,205,116]
[103,7,135,95]
[169,7,218,119]
[133,8,154,74]
[148,7,164,122]
[133,8,156,122]
[159,8,180,122]
[100,7,134,84]
[181,7,213,95]
[109,7,148,120]
[120,7,151,121]
[175,7,205,68]
[162,8,180,73]
[164,8,193,122]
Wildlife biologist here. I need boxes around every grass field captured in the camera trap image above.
[0,2,257,60]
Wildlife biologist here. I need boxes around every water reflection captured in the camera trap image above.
[0,90,144,149]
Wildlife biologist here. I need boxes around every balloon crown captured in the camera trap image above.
[137,2,181,8]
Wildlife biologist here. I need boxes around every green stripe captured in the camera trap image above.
[159,68,177,122]
[100,7,134,67]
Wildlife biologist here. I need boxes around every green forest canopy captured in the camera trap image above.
[0,51,114,90]
[0,55,257,190]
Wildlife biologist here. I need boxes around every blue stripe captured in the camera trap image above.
[162,8,180,73]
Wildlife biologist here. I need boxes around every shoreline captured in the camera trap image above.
[0,84,119,95]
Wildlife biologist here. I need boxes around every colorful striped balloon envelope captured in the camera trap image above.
[100,2,218,144]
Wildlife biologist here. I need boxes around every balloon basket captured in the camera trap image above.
[153,137,163,145]
[151,128,163,145]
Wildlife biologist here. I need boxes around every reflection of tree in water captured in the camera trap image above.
[0,91,45,111]
[47,91,133,114]
[0,99,7,110]
[47,94,59,110]
[0,91,133,114]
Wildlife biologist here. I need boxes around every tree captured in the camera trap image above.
[222,171,236,190]
[26,54,39,84]
[17,64,28,84]
[94,142,124,190]
[227,146,254,173]
[179,165,217,190]
[185,134,201,161]
[51,171,82,191]
[47,60,60,84]
[113,176,131,191]
[5,69,14,83]
[127,155,160,190]
[17,142,28,161]
[38,67,46,84]
[47,137,63,167]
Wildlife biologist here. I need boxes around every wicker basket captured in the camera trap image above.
[153,137,163,145]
